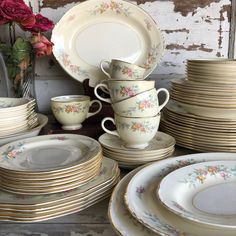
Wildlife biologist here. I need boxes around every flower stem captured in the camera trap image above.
[9,23,13,46]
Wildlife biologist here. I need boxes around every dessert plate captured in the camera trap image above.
[158,160,236,228]
[51,0,164,87]
[125,152,236,236]
[0,134,101,172]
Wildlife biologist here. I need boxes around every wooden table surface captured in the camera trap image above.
[0,115,196,236]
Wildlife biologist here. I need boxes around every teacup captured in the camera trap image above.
[101,113,160,149]
[94,80,155,103]
[112,88,169,117]
[51,95,102,130]
[100,59,146,80]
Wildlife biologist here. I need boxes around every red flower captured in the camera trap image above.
[0,0,35,28]
[31,33,53,58]
[24,14,54,32]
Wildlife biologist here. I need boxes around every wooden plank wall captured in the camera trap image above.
[30,0,235,81]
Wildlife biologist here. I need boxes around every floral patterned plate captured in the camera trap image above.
[0,157,118,207]
[0,134,101,173]
[108,165,156,236]
[125,153,236,236]
[158,160,236,228]
[51,0,164,87]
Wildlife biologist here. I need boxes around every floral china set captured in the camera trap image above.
[95,59,170,149]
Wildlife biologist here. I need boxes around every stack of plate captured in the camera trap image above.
[109,152,236,236]
[160,59,236,152]
[99,132,175,169]
[0,113,48,146]
[0,157,119,222]
[0,97,38,138]
[187,59,236,84]
[0,134,103,195]
[160,100,236,152]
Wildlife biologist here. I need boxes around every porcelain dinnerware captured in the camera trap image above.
[100,59,146,80]
[94,79,155,103]
[125,152,236,236]
[158,160,236,228]
[111,88,169,117]
[51,95,102,130]
[51,0,164,87]
[102,113,160,149]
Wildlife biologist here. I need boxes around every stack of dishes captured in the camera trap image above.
[109,152,236,236]
[0,134,103,195]
[187,59,236,84]
[99,131,175,169]
[0,113,48,146]
[0,97,40,142]
[0,157,119,222]
[160,59,236,152]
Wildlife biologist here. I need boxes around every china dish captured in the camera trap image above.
[0,134,101,173]
[108,165,156,236]
[0,157,120,222]
[51,0,164,87]
[99,132,175,168]
[158,160,236,228]
[125,152,236,236]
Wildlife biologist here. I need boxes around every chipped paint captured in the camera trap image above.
[165,28,190,34]
[166,43,213,52]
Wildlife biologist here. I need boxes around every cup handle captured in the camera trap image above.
[101,117,119,137]
[100,60,111,78]
[156,88,170,111]
[94,83,111,103]
[87,100,102,118]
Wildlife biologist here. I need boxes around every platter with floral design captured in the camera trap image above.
[125,153,236,236]
[158,160,236,228]
[51,0,164,87]
[0,134,101,173]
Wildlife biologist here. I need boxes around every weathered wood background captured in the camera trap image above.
[1,0,236,111]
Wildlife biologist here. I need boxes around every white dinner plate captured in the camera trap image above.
[51,0,164,87]
[158,160,236,228]
[125,153,236,236]
[0,134,101,172]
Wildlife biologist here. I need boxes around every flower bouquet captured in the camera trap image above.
[0,0,54,98]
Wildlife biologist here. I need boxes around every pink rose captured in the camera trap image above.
[31,33,53,58]
[27,14,54,32]
[0,0,35,28]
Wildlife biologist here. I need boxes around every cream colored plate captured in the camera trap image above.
[0,134,101,173]
[99,132,175,154]
[125,152,236,236]
[51,0,164,87]
[108,165,156,236]
[1,168,100,195]
[0,157,118,206]
[158,161,236,228]
[165,100,236,122]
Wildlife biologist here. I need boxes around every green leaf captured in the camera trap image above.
[12,37,32,63]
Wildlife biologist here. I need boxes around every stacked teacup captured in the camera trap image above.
[95,59,170,149]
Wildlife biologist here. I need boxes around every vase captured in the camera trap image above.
[0,42,36,99]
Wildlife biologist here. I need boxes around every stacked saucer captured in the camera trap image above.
[0,157,119,222]
[99,131,175,169]
[160,59,236,152]
[0,134,103,195]
[0,97,38,138]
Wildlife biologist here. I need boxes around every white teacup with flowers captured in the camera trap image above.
[100,59,146,80]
